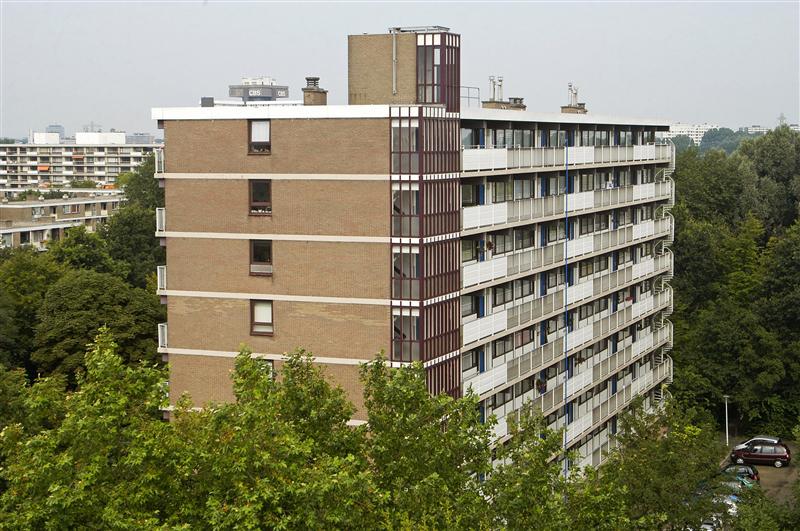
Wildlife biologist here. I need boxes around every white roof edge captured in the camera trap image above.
[151,104,394,121]
[460,107,670,127]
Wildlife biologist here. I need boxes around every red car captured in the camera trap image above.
[731,443,791,468]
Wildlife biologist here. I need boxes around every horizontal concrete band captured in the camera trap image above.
[163,347,406,367]
[160,173,390,181]
[158,231,390,243]
[161,289,390,306]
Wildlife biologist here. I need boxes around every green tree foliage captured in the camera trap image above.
[361,358,492,528]
[0,290,20,368]
[671,126,800,435]
[486,405,631,530]
[603,402,726,530]
[123,154,163,210]
[100,205,164,288]
[32,269,163,380]
[67,179,97,189]
[699,127,757,154]
[0,248,64,373]
[671,134,695,154]
[49,225,129,278]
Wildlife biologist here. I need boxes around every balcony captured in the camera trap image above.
[158,323,168,349]
[461,181,673,233]
[157,265,167,291]
[462,143,672,173]
[154,148,165,176]
[155,208,166,233]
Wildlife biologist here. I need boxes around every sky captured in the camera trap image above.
[1,1,798,138]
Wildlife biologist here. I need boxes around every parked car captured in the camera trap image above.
[720,463,760,483]
[730,443,791,468]
[733,435,781,451]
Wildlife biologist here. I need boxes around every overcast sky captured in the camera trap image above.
[1,1,798,138]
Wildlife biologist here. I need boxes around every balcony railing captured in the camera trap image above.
[155,208,166,233]
[462,143,672,173]
[154,148,165,176]
[157,322,168,349]
[462,181,673,232]
[157,265,167,291]
[462,217,672,290]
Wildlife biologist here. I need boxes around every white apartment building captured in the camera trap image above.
[0,131,157,192]
[663,122,719,146]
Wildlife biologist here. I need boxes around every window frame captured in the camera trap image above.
[250,240,273,276]
[249,180,272,215]
[248,119,271,155]
[250,300,274,336]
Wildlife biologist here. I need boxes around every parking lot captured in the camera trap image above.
[725,438,797,504]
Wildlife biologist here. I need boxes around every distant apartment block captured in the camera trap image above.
[663,122,719,146]
[153,26,675,468]
[0,131,157,191]
[0,193,122,249]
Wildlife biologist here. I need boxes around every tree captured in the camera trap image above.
[49,225,128,279]
[123,155,163,210]
[699,127,755,154]
[100,205,164,288]
[32,269,163,380]
[0,290,20,368]
[671,134,695,154]
[603,401,726,530]
[0,248,64,374]
[360,358,492,528]
[0,329,175,529]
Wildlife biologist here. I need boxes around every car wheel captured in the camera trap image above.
[736,457,744,464]
[774,460,783,468]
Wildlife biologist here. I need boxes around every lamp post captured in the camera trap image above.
[723,395,730,447]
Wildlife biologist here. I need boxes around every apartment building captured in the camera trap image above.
[663,122,719,146]
[0,194,122,249]
[0,132,157,191]
[154,25,674,468]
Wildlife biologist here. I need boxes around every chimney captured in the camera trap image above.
[303,76,328,106]
[200,97,215,107]
[561,83,588,114]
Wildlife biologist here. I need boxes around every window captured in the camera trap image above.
[491,232,512,255]
[579,260,594,278]
[493,335,514,359]
[515,277,534,298]
[514,227,535,250]
[491,179,512,203]
[462,239,479,262]
[493,283,513,306]
[250,180,272,214]
[513,175,534,199]
[461,294,477,318]
[462,183,478,206]
[462,349,479,373]
[251,300,274,335]
[249,120,271,154]
[250,240,273,275]
[579,216,594,236]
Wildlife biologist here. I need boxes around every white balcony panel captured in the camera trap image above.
[462,309,508,345]
[632,259,655,280]
[155,208,166,232]
[633,182,656,201]
[462,202,508,230]
[567,235,594,259]
[157,265,167,290]
[567,324,595,350]
[567,146,595,165]
[633,144,656,160]
[462,255,508,288]
[158,323,168,348]
[568,190,594,212]
[632,332,655,358]
[466,363,508,396]
[632,220,655,240]
[463,147,507,171]
[492,414,508,440]
[567,280,594,305]
[567,369,594,399]
[566,414,593,443]
[631,297,655,319]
